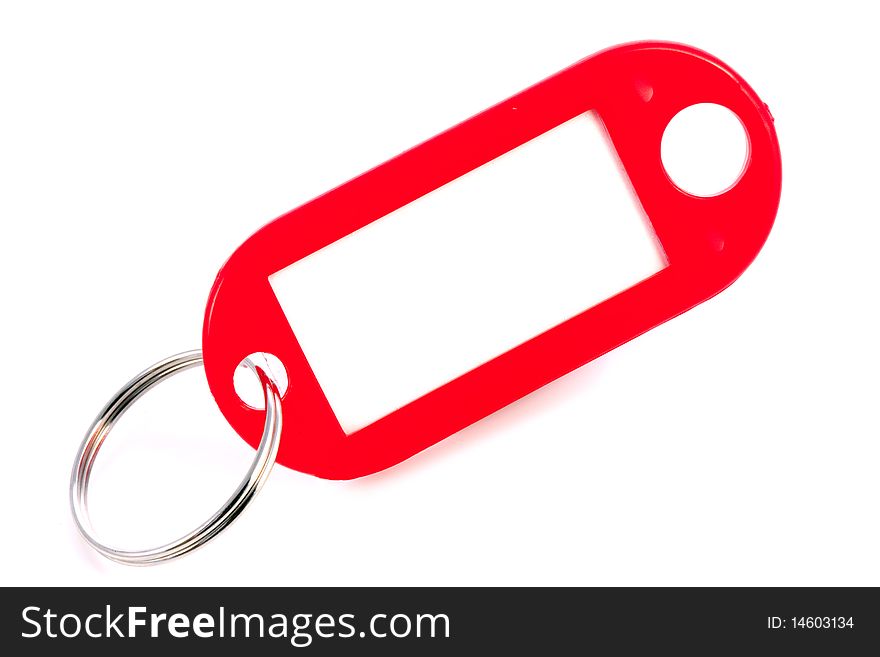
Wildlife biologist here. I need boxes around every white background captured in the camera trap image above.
[1,1,878,586]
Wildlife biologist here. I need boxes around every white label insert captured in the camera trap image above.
[269,111,667,433]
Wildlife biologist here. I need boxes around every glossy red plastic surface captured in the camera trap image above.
[203,42,782,479]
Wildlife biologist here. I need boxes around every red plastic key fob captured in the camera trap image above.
[202,42,781,479]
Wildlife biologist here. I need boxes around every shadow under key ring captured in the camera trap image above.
[69,350,283,566]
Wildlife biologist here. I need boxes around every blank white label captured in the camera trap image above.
[269,111,667,433]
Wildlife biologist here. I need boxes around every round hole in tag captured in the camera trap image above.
[661,103,749,197]
[233,352,289,409]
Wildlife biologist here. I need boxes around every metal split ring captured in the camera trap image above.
[69,350,282,565]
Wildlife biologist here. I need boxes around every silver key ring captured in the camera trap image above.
[69,350,283,565]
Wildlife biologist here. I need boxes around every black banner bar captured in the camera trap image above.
[2,587,877,654]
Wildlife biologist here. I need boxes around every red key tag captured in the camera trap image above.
[202,41,781,480]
